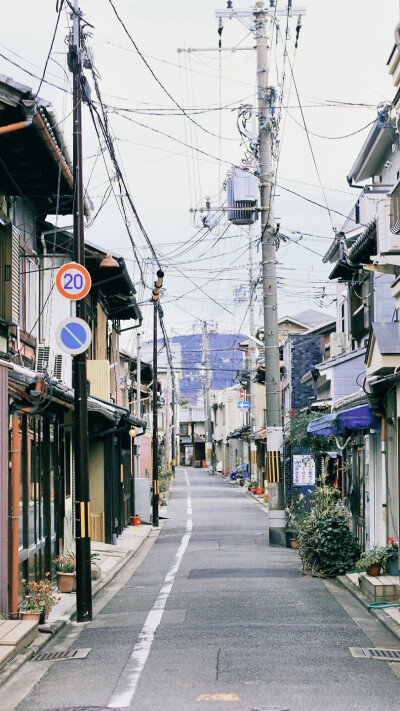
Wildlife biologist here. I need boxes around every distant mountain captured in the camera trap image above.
[172,332,245,404]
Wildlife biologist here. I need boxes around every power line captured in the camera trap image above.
[107,0,236,142]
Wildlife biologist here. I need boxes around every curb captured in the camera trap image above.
[337,574,400,642]
[0,526,155,688]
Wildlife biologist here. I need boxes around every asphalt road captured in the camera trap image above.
[4,467,400,711]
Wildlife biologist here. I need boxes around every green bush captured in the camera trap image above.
[297,487,360,577]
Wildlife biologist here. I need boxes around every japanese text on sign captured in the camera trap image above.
[293,454,315,486]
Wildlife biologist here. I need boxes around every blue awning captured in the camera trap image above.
[307,404,380,436]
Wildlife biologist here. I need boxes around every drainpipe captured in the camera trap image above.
[381,418,387,542]
[0,120,32,135]
[39,233,47,343]
[10,411,20,618]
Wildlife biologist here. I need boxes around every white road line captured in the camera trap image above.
[108,475,192,709]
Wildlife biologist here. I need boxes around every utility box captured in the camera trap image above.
[134,477,152,524]
[226,168,259,225]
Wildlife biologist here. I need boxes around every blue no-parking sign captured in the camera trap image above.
[55,317,92,355]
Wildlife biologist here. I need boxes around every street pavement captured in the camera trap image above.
[1,467,400,711]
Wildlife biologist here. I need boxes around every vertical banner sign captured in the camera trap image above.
[293,454,316,486]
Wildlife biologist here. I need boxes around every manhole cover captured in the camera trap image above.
[349,647,400,660]
[34,648,91,662]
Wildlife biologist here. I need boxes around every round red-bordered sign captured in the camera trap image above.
[55,262,91,301]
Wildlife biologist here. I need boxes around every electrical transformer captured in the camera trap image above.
[226,168,259,225]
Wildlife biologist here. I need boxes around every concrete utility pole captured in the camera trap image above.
[256,2,283,539]
[216,1,305,545]
[136,329,142,482]
[68,0,92,621]
[248,223,258,483]
[202,321,213,468]
[151,271,164,527]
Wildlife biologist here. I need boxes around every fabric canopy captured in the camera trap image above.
[307,404,379,436]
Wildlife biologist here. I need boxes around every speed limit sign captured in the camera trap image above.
[55,262,91,301]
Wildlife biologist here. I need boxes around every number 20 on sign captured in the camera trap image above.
[55,262,91,301]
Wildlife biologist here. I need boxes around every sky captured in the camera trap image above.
[0,0,398,344]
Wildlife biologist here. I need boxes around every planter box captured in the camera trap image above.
[57,571,76,593]
[360,573,400,602]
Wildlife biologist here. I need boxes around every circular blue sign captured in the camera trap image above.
[55,317,92,355]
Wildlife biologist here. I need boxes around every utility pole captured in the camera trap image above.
[248,223,258,483]
[151,271,164,527]
[202,322,212,468]
[256,2,283,535]
[136,328,141,491]
[171,368,177,476]
[68,0,92,621]
[216,1,305,545]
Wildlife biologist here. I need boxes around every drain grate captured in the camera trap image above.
[350,647,400,660]
[252,707,290,711]
[34,647,91,662]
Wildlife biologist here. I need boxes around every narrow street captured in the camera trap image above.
[3,467,400,711]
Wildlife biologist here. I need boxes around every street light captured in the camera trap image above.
[99,253,119,268]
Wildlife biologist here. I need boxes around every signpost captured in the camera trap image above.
[55,317,92,356]
[56,262,91,301]
[237,401,250,410]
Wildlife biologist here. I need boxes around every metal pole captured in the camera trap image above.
[136,329,141,484]
[69,0,92,621]
[152,302,159,526]
[203,321,212,468]
[151,270,164,526]
[256,1,284,542]
[171,371,176,477]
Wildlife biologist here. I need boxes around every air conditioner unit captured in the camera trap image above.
[53,354,64,382]
[377,198,400,254]
[226,168,259,225]
[36,344,52,375]
[330,332,346,358]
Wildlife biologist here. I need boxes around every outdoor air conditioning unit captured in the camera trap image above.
[36,344,53,375]
[226,167,259,225]
[53,354,64,382]
[330,332,346,358]
[377,198,400,254]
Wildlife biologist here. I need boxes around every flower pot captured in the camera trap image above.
[285,530,294,548]
[387,556,399,576]
[250,487,256,493]
[19,610,41,621]
[366,563,381,576]
[131,516,141,526]
[255,487,263,496]
[290,538,298,550]
[57,571,76,593]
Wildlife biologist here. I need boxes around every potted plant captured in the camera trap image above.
[285,493,305,548]
[384,538,399,575]
[20,574,59,621]
[296,486,360,576]
[54,551,76,593]
[355,545,386,576]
